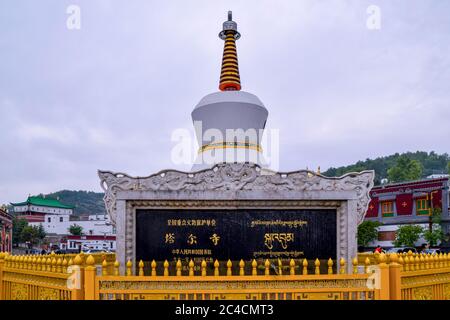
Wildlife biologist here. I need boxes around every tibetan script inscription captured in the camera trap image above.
[136,209,337,262]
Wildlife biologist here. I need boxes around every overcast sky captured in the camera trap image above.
[1,1,449,204]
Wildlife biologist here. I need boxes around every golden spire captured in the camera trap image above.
[219,11,241,91]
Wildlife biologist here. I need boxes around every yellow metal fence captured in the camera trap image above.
[1,251,450,300]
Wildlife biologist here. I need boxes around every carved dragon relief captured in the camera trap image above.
[98,163,374,225]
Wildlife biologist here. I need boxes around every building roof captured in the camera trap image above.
[10,196,75,209]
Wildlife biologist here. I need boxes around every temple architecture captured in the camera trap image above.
[98,12,374,273]
[364,177,450,248]
[0,206,12,253]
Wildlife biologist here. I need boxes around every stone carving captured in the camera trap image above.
[99,163,374,225]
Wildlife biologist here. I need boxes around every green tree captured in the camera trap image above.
[357,221,382,247]
[19,225,45,246]
[12,217,29,247]
[422,226,446,247]
[393,225,423,247]
[387,156,423,183]
[68,224,83,236]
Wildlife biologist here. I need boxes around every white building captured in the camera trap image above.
[30,214,115,236]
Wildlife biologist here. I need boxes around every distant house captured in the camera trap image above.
[11,195,75,223]
[10,195,115,249]
[364,177,450,248]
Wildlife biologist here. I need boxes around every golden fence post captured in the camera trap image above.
[339,258,346,274]
[352,257,358,274]
[56,258,62,273]
[419,254,425,270]
[290,259,296,276]
[84,255,96,300]
[302,259,308,275]
[404,256,410,272]
[252,259,258,276]
[446,253,449,268]
[227,260,232,276]
[314,259,320,275]
[439,253,444,268]
[378,253,390,300]
[103,259,110,276]
[0,252,5,299]
[176,259,181,276]
[327,258,333,275]
[114,260,120,276]
[239,260,244,276]
[278,259,282,276]
[202,260,207,277]
[126,260,132,276]
[71,254,84,300]
[52,257,57,273]
[138,260,144,276]
[364,257,371,274]
[188,260,194,277]
[152,260,157,277]
[414,255,420,271]
[434,254,439,269]
[164,260,170,276]
[264,259,270,276]
[214,260,220,276]
[388,253,401,300]
[425,254,430,269]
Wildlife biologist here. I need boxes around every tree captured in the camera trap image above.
[393,225,423,247]
[19,225,46,246]
[422,226,446,247]
[12,217,29,247]
[68,224,83,236]
[387,155,423,183]
[357,221,382,247]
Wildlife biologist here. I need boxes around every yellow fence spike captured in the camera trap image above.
[151,260,157,277]
[126,260,132,276]
[314,258,320,275]
[138,260,144,276]
[278,259,283,276]
[328,258,333,275]
[352,257,358,274]
[340,258,346,274]
[264,259,270,276]
[176,259,181,276]
[114,260,120,276]
[214,260,220,276]
[226,259,232,276]
[102,259,108,276]
[188,259,194,277]
[238,259,245,276]
[364,257,371,274]
[164,260,170,276]
[302,259,308,275]
[202,260,207,277]
[290,259,296,276]
[57,258,62,273]
[252,259,258,276]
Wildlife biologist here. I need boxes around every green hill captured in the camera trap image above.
[323,151,449,185]
[44,190,105,215]
[28,152,448,215]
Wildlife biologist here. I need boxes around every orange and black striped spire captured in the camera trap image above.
[218,11,241,91]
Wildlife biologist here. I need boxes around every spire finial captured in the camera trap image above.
[218,11,241,91]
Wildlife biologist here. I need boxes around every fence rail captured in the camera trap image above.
[1,251,450,300]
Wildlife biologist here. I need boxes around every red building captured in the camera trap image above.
[0,207,13,252]
[364,177,450,247]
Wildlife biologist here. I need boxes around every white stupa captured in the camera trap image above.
[191,12,269,171]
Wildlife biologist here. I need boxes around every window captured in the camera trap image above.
[416,199,430,215]
[381,201,394,217]
[59,217,63,222]
[48,217,51,223]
